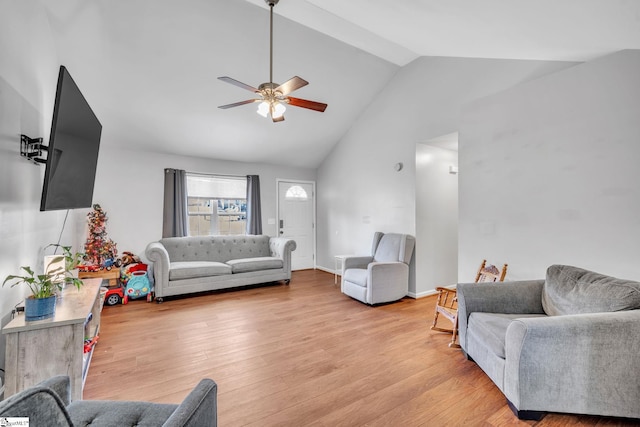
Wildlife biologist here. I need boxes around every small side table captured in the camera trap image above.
[78,267,120,287]
[334,255,353,288]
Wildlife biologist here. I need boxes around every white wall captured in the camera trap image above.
[0,1,84,373]
[415,144,458,297]
[316,56,577,294]
[459,50,640,282]
[91,146,316,261]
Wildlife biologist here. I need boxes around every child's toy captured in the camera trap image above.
[83,335,99,353]
[123,263,153,302]
[103,258,121,270]
[104,287,126,306]
[78,264,101,273]
[126,271,152,302]
[119,251,141,267]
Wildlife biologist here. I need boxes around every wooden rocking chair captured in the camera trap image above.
[431,260,508,348]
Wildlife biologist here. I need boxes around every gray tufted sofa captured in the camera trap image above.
[457,264,640,421]
[146,235,296,302]
[0,375,217,426]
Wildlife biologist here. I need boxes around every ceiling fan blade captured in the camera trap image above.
[275,76,308,96]
[287,97,328,112]
[218,76,259,93]
[218,99,259,109]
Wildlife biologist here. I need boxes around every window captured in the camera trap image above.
[186,174,247,236]
[285,185,308,200]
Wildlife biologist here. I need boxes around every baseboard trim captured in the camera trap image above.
[409,289,439,299]
[315,266,335,275]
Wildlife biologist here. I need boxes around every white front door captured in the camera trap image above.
[277,180,315,270]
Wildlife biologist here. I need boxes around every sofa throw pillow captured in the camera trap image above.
[542,264,640,316]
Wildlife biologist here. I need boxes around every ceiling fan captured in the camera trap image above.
[217,0,327,123]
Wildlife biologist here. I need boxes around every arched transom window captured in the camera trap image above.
[285,185,308,200]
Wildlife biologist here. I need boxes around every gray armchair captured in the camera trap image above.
[341,232,415,304]
[0,375,217,426]
[457,264,640,421]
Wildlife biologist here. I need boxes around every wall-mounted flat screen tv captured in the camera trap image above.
[40,65,102,211]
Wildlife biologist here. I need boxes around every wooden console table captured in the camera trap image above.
[2,278,102,401]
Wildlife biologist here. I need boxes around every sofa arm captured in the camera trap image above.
[163,379,218,427]
[0,377,74,425]
[145,242,171,298]
[504,310,640,418]
[269,237,297,259]
[343,256,373,270]
[457,280,545,351]
[269,237,296,278]
[38,375,72,406]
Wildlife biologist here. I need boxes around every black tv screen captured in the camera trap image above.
[40,66,102,211]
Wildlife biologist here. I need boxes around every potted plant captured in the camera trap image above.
[3,247,83,321]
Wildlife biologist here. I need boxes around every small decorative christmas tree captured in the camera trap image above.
[83,204,118,267]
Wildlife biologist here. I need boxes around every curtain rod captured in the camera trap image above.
[186,171,246,179]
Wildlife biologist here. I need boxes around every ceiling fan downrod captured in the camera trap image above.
[266,0,279,86]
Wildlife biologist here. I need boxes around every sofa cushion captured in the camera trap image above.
[542,264,640,316]
[343,268,368,287]
[169,261,232,280]
[69,401,178,427]
[226,257,283,274]
[467,313,546,359]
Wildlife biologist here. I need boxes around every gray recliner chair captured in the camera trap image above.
[0,375,217,426]
[341,232,415,305]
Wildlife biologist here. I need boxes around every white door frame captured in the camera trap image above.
[276,179,316,270]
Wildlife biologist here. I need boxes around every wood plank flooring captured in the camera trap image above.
[85,270,637,426]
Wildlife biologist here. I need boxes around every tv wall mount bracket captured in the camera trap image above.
[20,134,47,164]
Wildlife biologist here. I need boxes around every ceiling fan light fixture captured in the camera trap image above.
[272,102,286,119]
[257,100,286,120]
[257,101,270,117]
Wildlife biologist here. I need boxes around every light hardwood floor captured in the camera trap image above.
[85,270,636,426]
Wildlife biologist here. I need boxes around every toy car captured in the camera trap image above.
[103,258,122,270]
[78,264,101,272]
[104,287,127,306]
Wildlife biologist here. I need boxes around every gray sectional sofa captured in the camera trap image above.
[457,264,640,421]
[146,235,296,302]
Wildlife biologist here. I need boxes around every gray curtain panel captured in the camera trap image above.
[246,175,262,235]
[163,168,188,238]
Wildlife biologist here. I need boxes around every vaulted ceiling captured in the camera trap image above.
[40,0,640,168]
